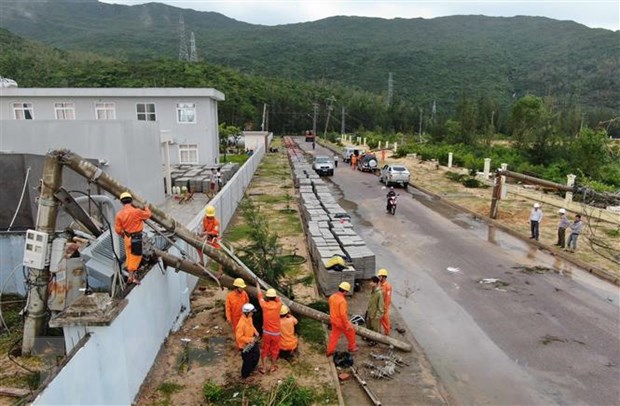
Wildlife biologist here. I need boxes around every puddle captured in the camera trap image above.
[176,336,227,371]
[514,266,554,274]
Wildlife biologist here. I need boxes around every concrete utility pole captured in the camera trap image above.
[312,102,319,134]
[261,103,267,131]
[22,152,63,355]
[418,108,423,142]
[323,96,336,137]
[341,106,346,134]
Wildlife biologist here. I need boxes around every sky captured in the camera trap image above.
[100,0,620,31]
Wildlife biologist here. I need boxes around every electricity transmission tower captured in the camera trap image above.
[189,32,198,62]
[387,72,393,107]
[312,102,319,134]
[324,96,336,137]
[178,14,189,61]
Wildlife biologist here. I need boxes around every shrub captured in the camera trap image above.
[202,380,223,403]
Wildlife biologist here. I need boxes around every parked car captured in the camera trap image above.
[380,164,410,187]
[312,155,334,176]
[342,145,368,163]
[357,154,379,172]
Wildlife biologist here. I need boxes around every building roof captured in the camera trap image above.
[0,88,225,101]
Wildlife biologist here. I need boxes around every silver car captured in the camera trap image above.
[380,164,410,187]
[313,156,334,176]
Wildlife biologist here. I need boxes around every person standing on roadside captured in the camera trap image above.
[567,214,583,253]
[226,278,250,331]
[256,282,282,373]
[365,276,384,346]
[334,155,339,168]
[555,208,570,249]
[236,303,260,383]
[377,269,392,336]
[327,282,358,356]
[529,203,543,241]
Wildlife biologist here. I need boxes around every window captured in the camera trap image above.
[136,103,156,121]
[13,102,34,120]
[179,144,198,164]
[176,103,196,124]
[94,102,116,120]
[54,102,75,120]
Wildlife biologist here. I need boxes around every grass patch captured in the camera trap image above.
[224,223,253,242]
[298,301,329,348]
[203,377,319,406]
[221,154,249,165]
[255,194,288,205]
[602,228,620,238]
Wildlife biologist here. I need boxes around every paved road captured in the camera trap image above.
[299,139,620,405]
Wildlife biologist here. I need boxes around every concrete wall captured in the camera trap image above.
[0,120,166,205]
[32,141,267,405]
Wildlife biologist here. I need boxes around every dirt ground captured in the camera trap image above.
[137,139,339,405]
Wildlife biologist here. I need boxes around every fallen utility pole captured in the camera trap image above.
[49,149,412,351]
[156,249,413,351]
[490,169,576,219]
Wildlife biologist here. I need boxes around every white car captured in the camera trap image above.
[313,156,334,176]
[380,164,410,187]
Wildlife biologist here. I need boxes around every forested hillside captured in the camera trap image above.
[2,0,618,114]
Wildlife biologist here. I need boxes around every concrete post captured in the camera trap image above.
[22,152,63,355]
[357,136,361,145]
[500,163,508,199]
[448,152,453,168]
[393,142,398,152]
[378,141,382,149]
[363,137,367,146]
[483,158,491,179]
[565,174,576,205]
[385,141,389,150]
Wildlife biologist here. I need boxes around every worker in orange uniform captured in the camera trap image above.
[236,303,260,382]
[226,278,250,331]
[327,282,358,356]
[351,153,358,169]
[198,205,222,272]
[256,281,282,373]
[279,305,298,361]
[378,269,392,335]
[114,192,151,285]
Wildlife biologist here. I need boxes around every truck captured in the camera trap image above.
[305,130,316,142]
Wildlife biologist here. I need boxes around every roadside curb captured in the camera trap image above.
[318,139,619,287]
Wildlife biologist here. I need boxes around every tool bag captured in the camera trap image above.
[130,232,143,256]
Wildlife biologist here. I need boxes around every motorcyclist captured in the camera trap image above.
[386,187,396,211]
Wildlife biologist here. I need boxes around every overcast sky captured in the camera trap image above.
[100,1,619,31]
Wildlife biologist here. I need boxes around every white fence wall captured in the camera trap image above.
[33,139,269,405]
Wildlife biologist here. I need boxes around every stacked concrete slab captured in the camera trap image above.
[169,163,240,193]
[288,148,376,295]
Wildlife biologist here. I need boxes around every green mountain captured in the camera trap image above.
[1,0,618,113]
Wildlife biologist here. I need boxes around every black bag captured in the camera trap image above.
[333,351,354,368]
[130,233,143,256]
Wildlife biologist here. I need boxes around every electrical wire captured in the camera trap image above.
[7,166,31,231]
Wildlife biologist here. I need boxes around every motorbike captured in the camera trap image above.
[386,194,398,215]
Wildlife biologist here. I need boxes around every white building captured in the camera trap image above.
[0,87,225,166]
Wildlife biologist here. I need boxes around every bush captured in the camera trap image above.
[203,380,223,403]
[462,178,483,188]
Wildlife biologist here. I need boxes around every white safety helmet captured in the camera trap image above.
[242,303,256,314]
[533,203,540,208]
[558,208,566,214]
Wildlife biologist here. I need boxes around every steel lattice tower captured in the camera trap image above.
[387,72,393,107]
[178,14,189,61]
[189,32,198,62]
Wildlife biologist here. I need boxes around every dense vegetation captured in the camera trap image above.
[2,0,619,116]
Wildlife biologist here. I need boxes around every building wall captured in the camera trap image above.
[1,90,223,166]
[0,120,165,205]
[32,141,268,405]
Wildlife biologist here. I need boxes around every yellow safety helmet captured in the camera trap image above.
[280,305,290,316]
[120,192,133,201]
[377,269,388,277]
[233,278,246,289]
[205,205,216,217]
[338,281,351,292]
[266,288,277,298]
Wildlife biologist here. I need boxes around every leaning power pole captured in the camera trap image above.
[178,14,189,61]
[323,96,336,137]
[189,32,198,62]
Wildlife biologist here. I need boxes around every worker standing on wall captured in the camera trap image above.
[114,192,152,285]
[198,205,222,273]
[256,282,282,373]
[236,303,260,382]
[327,282,358,356]
[226,278,250,331]
[378,269,392,335]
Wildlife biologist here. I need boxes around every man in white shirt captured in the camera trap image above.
[529,203,543,241]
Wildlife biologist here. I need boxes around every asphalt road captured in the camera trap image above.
[298,139,620,406]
